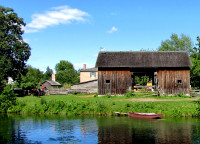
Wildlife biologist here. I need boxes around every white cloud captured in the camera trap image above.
[24,5,89,33]
[107,26,118,34]
[74,63,95,70]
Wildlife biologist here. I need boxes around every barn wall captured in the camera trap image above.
[98,70,132,95]
[157,70,190,95]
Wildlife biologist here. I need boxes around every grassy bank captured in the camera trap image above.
[5,94,200,118]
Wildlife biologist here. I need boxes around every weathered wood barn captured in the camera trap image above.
[95,51,192,95]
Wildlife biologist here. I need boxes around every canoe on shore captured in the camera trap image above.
[129,112,163,119]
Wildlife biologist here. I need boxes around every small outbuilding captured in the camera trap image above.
[40,80,62,89]
[95,51,192,95]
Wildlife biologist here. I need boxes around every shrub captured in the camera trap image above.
[125,91,135,98]
[105,94,111,98]
[94,93,98,98]
[0,85,16,112]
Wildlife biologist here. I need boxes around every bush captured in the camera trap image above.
[0,85,16,112]
[94,93,98,98]
[125,91,135,98]
[105,94,111,98]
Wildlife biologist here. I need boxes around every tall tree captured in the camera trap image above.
[0,6,31,92]
[158,33,193,54]
[43,66,53,81]
[190,37,200,88]
[55,60,79,85]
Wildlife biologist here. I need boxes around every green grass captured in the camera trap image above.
[6,94,199,118]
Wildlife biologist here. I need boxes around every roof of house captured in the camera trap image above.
[41,80,62,86]
[80,67,98,72]
[95,51,192,68]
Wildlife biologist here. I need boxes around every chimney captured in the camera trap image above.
[83,64,86,70]
[52,74,56,81]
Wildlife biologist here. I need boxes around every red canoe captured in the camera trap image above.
[129,112,163,119]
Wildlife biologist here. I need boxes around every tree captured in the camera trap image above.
[43,66,53,80]
[0,6,31,92]
[20,66,43,90]
[55,60,74,72]
[190,37,200,88]
[158,33,193,54]
[55,60,79,85]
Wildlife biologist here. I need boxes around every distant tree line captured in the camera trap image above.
[13,61,80,90]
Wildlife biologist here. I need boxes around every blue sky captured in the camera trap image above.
[1,0,200,73]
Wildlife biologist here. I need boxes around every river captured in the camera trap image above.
[0,114,200,144]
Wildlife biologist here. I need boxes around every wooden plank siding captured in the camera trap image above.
[157,70,190,95]
[98,70,132,95]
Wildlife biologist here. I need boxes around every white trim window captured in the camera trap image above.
[90,72,96,78]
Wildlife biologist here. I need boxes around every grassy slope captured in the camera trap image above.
[10,94,200,117]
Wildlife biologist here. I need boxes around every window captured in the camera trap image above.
[177,80,182,84]
[106,80,110,84]
[90,72,96,78]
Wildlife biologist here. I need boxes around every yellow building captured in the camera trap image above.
[80,67,98,83]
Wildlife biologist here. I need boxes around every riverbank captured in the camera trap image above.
[3,94,199,118]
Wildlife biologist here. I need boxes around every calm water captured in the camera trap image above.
[0,114,200,144]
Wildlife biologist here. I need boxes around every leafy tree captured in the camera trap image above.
[55,60,74,71]
[20,66,43,90]
[43,66,53,80]
[0,6,31,92]
[55,60,79,85]
[190,37,200,88]
[158,33,193,54]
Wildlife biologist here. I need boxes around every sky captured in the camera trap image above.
[1,0,200,73]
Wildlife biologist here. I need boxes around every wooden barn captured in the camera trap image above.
[95,51,192,95]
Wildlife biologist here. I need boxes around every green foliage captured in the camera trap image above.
[43,66,53,81]
[125,91,135,98]
[0,6,31,93]
[174,93,188,98]
[55,60,74,72]
[0,85,16,112]
[94,93,98,97]
[20,65,43,89]
[4,94,198,117]
[61,83,71,89]
[55,60,80,85]
[13,94,200,117]
[190,36,200,88]
[158,33,193,54]
[134,76,151,85]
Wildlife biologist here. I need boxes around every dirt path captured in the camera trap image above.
[127,97,200,102]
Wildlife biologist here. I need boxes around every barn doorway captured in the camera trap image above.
[131,71,157,92]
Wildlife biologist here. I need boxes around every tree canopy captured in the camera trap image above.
[19,66,43,90]
[55,60,79,85]
[190,37,200,88]
[158,33,193,54]
[0,6,31,92]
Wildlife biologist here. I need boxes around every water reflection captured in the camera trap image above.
[97,117,198,144]
[0,114,200,144]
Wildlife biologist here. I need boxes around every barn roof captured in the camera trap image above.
[95,51,192,68]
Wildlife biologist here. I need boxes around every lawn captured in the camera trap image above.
[11,93,200,118]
